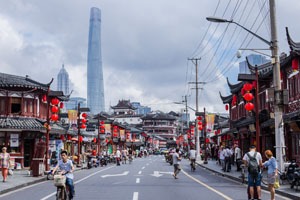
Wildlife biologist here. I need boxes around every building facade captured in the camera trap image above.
[87,7,105,114]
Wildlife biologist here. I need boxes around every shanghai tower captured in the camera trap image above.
[87,7,105,114]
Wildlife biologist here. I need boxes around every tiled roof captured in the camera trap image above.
[286,27,300,55]
[0,73,51,91]
[111,100,137,110]
[0,117,44,130]
[141,111,176,120]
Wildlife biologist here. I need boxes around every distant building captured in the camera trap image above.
[87,7,105,114]
[110,100,142,125]
[65,97,87,111]
[239,54,269,74]
[131,102,151,115]
[57,64,69,95]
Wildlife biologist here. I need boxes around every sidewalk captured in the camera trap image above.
[196,159,300,200]
[0,163,87,195]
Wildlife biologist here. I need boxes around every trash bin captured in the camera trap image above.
[32,158,44,177]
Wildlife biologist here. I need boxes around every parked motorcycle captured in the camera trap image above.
[87,156,99,169]
[99,156,107,167]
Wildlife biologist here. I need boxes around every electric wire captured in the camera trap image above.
[203,0,269,83]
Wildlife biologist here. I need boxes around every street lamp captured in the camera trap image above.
[207,0,285,172]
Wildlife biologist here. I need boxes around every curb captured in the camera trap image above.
[0,177,46,195]
[0,166,86,196]
[197,162,299,200]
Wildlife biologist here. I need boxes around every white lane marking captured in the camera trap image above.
[136,178,140,183]
[182,170,232,200]
[142,167,145,169]
[138,171,142,175]
[40,166,114,200]
[133,192,139,200]
[101,171,129,178]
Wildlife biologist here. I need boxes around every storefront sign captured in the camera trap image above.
[10,134,19,147]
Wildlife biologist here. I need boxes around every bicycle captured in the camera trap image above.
[54,172,71,200]
[190,159,196,172]
[240,164,247,184]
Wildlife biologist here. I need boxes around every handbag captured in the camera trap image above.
[8,169,13,175]
[274,177,280,189]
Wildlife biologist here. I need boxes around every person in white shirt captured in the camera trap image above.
[234,144,242,171]
[116,148,121,166]
[189,146,196,171]
[219,146,225,170]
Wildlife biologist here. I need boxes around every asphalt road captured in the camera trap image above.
[0,155,292,200]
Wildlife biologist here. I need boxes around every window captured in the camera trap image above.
[29,101,33,113]
[24,100,27,113]
[0,98,5,113]
[11,98,21,114]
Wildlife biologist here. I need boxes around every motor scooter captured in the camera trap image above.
[87,156,98,169]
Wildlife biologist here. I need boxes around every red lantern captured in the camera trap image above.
[81,118,87,123]
[51,98,60,105]
[113,132,118,137]
[205,138,210,143]
[79,136,83,142]
[198,121,202,125]
[59,102,64,109]
[197,116,202,121]
[100,121,105,125]
[93,138,96,143]
[51,106,59,113]
[68,135,72,140]
[60,135,65,141]
[100,129,105,133]
[198,125,203,131]
[245,102,254,111]
[243,83,253,91]
[225,104,229,111]
[80,124,86,129]
[82,113,87,118]
[252,81,257,89]
[42,94,47,102]
[292,58,299,71]
[243,93,254,101]
[51,114,59,121]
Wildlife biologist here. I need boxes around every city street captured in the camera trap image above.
[0,155,291,200]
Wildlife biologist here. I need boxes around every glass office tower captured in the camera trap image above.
[87,7,105,114]
[57,64,69,95]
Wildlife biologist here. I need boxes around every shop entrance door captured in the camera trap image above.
[24,139,34,167]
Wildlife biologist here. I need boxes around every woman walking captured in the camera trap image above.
[263,150,278,200]
[0,147,11,182]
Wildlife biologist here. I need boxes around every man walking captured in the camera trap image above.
[234,144,242,171]
[243,145,263,200]
[172,148,181,179]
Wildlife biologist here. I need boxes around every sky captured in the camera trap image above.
[1,0,299,117]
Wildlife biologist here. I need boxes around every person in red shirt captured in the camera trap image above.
[91,148,97,156]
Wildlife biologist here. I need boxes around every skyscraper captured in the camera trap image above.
[87,7,105,114]
[57,64,69,95]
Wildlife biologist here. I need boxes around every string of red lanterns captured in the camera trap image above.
[242,82,255,111]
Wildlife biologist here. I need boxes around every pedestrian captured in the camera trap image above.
[219,146,225,169]
[172,148,182,179]
[234,144,242,171]
[243,145,263,200]
[224,146,232,172]
[263,150,278,200]
[116,148,121,166]
[0,147,11,182]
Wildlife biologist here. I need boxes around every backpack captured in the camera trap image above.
[247,152,259,177]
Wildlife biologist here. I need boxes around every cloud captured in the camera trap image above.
[0,0,299,116]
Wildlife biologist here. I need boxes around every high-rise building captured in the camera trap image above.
[87,7,105,114]
[239,54,269,74]
[57,64,69,95]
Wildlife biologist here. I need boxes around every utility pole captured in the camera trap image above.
[269,0,285,172]
[188,57,203,161]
